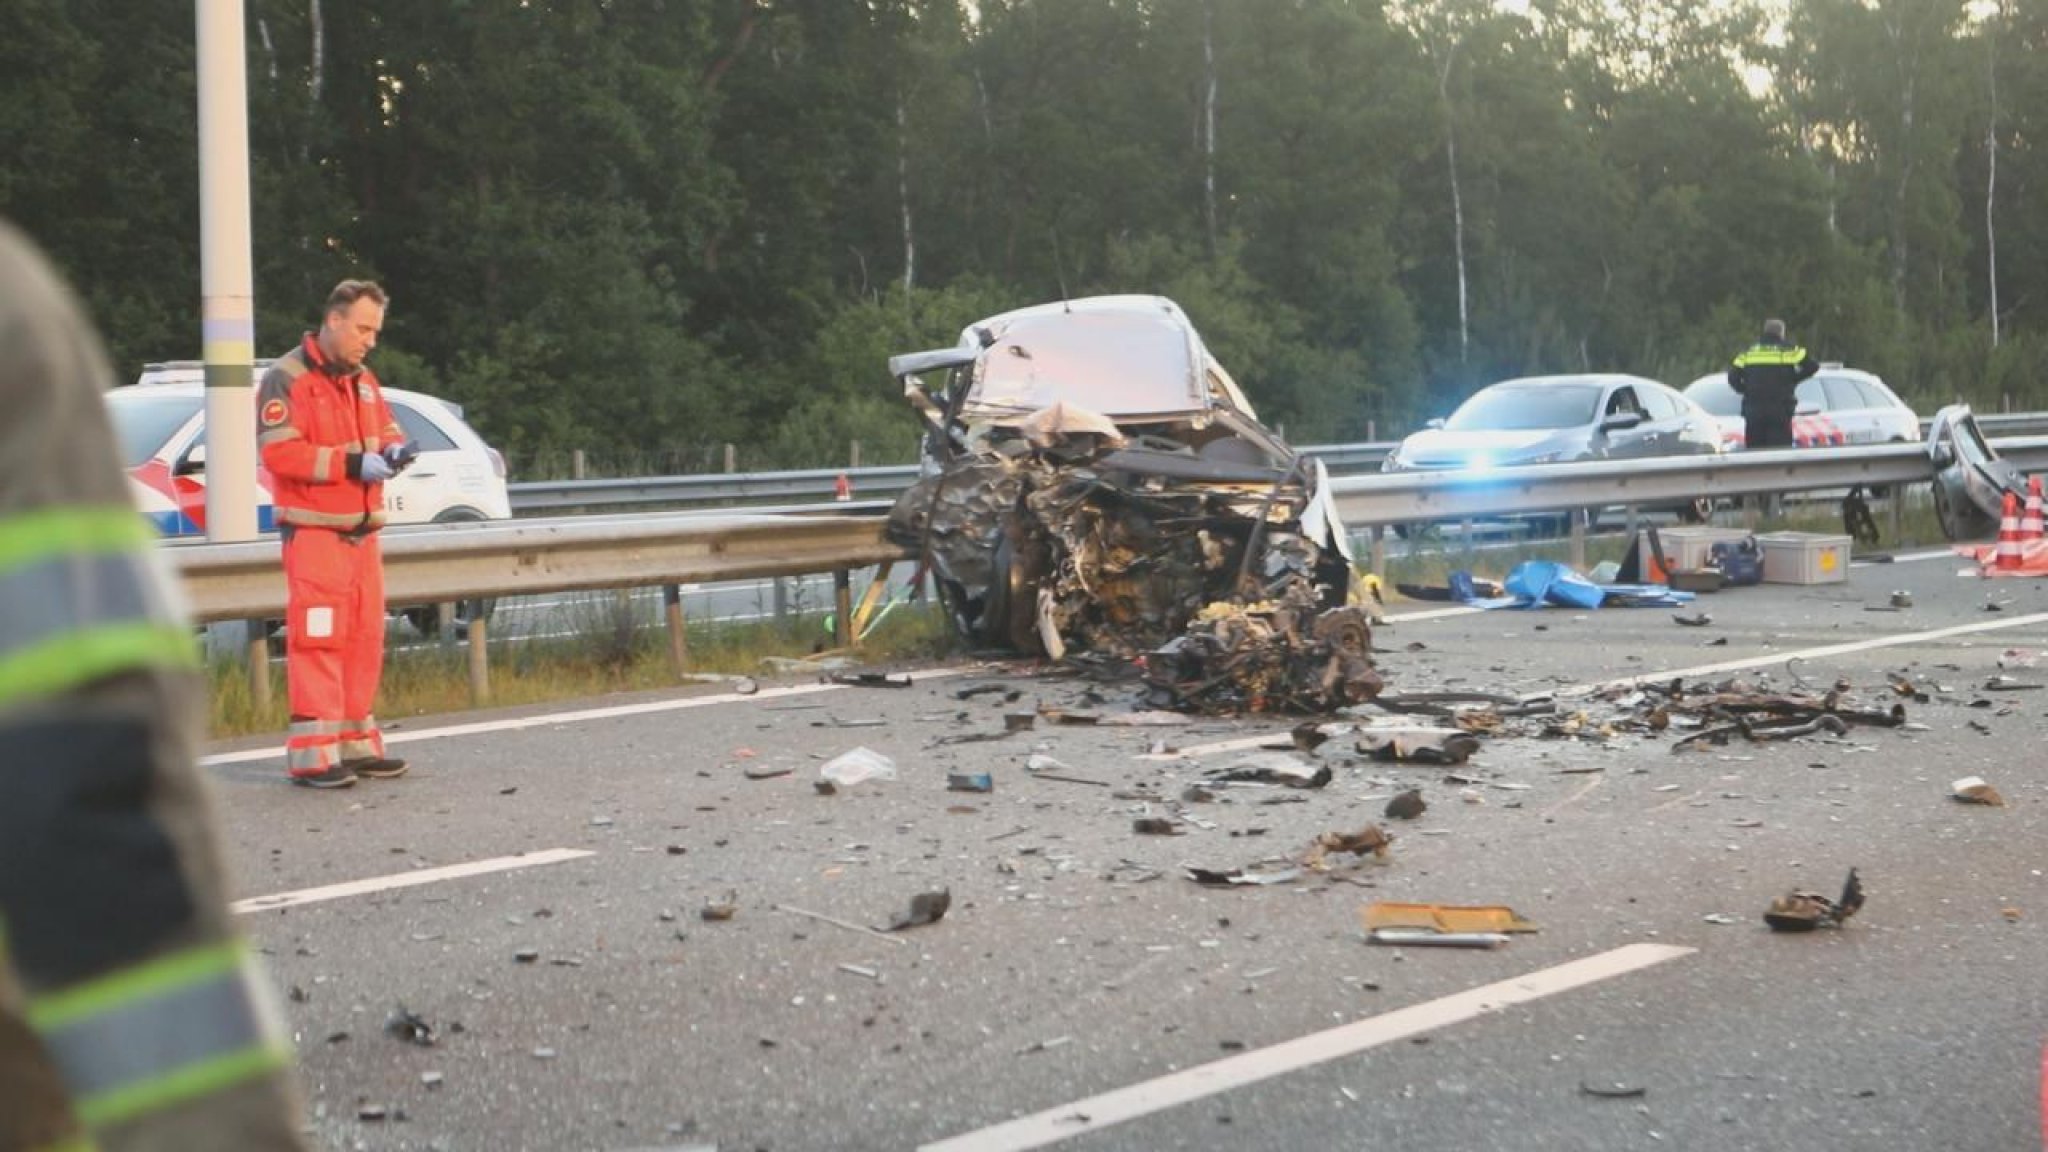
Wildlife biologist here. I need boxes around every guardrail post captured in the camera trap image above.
[772,578,789,621]
[663,583,689,674]
[1890,485,1906,544]
[465,598,489,704]
[613,589,634,653]
[834,570,854,647]
[436,602,458,650]
[1623,503,1639,540]
[724,443,737,473]
[572,449,587,480]
[244,619,271,711]
[1568,509,1587,569]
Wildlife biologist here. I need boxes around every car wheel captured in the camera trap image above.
[1933,481,1992,543]
[403,508,499,636]
[1676,497,1713,524]
[984,528,1047,656]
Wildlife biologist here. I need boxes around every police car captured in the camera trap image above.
[1682,364,1921,451]
[109,361,512,537]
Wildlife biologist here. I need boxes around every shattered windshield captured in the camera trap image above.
[968,311,1205,418]
[1444,383,1603,431]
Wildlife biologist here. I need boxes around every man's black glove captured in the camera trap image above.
[381,441,420,474]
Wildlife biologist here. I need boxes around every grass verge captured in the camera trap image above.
[206,599,957,740]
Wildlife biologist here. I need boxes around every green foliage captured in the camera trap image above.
[1,0,2042,462]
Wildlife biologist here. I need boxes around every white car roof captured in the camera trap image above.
[118,365,447,412]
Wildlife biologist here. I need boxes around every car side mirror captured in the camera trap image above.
[1599,411,1645,432]
[176,444,207,475]
[1424,418,1446,430]
[1795,401,1821,416]
[1929,443,1956,469]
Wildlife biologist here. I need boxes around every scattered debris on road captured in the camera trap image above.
[885,888,952,931]
[384,1005,438,1047]
[1362,901,1540,937]
[819,746,897,788]
[1205,752,1331,789]
[1951,776,2007,806]
[777,903,910,946]
[1764,868,1865,932]
[1303,825,1393,871]
[1382,789,1427,820]
[1186,864,1302,888]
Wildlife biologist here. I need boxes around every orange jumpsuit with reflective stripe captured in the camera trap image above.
[0,219,307,1150]
[255,337,402,776]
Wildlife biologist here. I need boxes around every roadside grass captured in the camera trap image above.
[206,598,957,740]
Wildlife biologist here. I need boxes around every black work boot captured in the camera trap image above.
[290,763,359,789]
[343,757,409,780]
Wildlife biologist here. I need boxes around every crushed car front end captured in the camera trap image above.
[885,296,1366,707]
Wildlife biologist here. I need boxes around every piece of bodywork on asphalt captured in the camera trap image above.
[886,295,1357,674]
[1361,901,1540,936]
[1928,404,2026,541]
[1763,868,1865,932]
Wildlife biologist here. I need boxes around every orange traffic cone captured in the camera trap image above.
[1996,490,2024,571]
[834,473,852,502]
[2024,476,2045,542]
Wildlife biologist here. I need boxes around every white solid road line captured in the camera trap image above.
[201,670,965,767]
[919,942,1694,1152]
[1567,609,2048,697]
[230,848,594,915]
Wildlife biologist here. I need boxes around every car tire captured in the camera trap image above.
[403,508,499,637]
[1933,481,1992,543]
[984,528,1047,656]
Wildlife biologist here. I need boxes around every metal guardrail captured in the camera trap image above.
[179,434,2048,622]
[506,414,2048,514]
[1330,440,2042,522]
[172,429,2048,709]
[170,510,907,624]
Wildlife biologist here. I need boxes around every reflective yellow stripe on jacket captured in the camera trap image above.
[0,506,196,706]
[27,942,288,1129]
[1732,343,1809,368]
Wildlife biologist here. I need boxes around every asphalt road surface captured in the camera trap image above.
[201,545,2048,1152]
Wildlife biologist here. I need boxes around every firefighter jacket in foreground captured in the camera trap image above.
[256,337,403,777]
[0,220,308,1151]
[1728,340,1820,450]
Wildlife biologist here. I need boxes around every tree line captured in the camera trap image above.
[4,0,2042,475]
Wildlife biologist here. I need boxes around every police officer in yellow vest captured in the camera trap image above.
[1728,317,1820,450]
[0,221,308,1150]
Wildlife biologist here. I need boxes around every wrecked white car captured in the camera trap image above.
[885,295,1363,684]
[1927,404,2027,541]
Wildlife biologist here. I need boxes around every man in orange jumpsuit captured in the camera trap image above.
[257,281,414,788]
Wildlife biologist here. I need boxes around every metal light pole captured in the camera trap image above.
[197,0,268,705]
[197,0,258,544]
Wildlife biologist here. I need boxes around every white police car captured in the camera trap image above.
[109,361,512,537]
